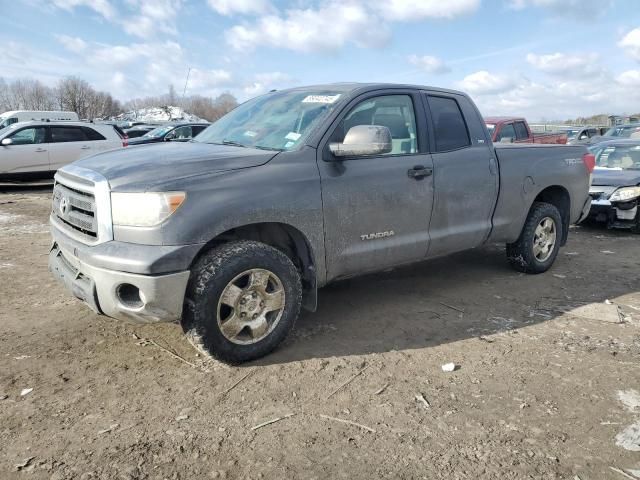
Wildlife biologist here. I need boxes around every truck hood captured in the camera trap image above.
[592,167,640,187]
[73,142,278,191]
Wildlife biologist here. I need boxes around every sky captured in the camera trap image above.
[0,0,639,120]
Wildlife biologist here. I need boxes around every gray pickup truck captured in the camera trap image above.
[49,83,593,363]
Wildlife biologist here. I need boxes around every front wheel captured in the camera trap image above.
[506,202,562,274]
[182,240,302,364]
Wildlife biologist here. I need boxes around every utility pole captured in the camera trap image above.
[181,67,192,107]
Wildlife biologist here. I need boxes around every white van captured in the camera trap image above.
[0,111,79,129]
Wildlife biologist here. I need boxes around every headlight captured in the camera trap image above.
[609,186,640,202]
[111,192,186,227]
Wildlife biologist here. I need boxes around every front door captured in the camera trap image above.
[0,126,49,176]
[318,93,434,280]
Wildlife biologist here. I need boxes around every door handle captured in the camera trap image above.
[35,148,47,152]
[80,146,91,150]
[407,165,433,179]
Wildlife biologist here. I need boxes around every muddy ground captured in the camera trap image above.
[0,186,639,480]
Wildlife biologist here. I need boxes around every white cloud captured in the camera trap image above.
[207,0,273,16]
[55,34,88,54]
[507,0,608,11]
[526,52,600,76]
[122,0,183,39]
[243,72,294,96]
[51,0,116,20]
[619,28,640,62]
[375,0,480,21]
[457,70,519,95]
[617,70,640,87]
[226,2,389,53]
[408,54,451,74]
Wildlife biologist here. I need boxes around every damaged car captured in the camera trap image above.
[588,139,640,232]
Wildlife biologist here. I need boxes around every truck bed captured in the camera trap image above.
[489,143,590,243]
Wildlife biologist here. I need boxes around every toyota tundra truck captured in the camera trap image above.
[49,83,593,363]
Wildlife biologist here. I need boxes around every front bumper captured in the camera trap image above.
[49,226,198,323]
[587,198,639,229]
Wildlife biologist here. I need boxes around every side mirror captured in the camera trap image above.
[329,125,392,158]
[164,133,175,141]
[1,138,12,146]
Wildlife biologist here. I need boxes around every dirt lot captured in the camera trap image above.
[1,187,639,480]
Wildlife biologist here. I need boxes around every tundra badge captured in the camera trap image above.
[360,231,395,241]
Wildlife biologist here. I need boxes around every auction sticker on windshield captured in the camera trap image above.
[302,94,341,104]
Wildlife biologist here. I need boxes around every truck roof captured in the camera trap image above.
[484,116,526,125]
[273,82,470,98]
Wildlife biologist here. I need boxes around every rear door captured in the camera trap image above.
[318,91,434,280]
[423,93,498,257]
[48,126,91,170]
[0,126,49,175]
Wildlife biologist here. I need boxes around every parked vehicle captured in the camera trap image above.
[564,126,608,145]
[124,125,156,139]
[0,121,125,180]
[587,139,640,232]
[127,123,209,145]
[485,117,567,144]
[0,110,79,130]
[49,83,592,363]
[589,123,640,146]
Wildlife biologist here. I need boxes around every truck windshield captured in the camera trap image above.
[565,129,579,139]
[604,125,640,138]
[194,90,344,151]
[594,145,640,170]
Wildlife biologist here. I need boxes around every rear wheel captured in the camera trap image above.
[182,240,302,363]
[507,202,562,274]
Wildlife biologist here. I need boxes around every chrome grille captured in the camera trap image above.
[51,165,112,245]
[52,182,97,238]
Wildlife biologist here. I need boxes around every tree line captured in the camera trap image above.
[0,77,238,122]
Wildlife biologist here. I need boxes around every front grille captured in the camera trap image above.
[52,180,98,239]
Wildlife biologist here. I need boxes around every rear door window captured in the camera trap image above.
[427,96,470,152]
[51,127,88,143]
[8,127,47,145]
[514,122,529,140]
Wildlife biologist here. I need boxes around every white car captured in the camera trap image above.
[0,121,126,180]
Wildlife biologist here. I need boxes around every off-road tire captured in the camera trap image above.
[506,202,563,274]
[182,240,302,364]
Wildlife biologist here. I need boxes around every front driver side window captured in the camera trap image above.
[335,95,418,155]
[173,126,193,139]
[9,127,46,145]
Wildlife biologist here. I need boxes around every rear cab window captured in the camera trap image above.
[497,123,516,142]
[426,95,471,152]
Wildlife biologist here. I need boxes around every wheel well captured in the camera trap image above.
[191,223,318,311]
[533,186,570,245]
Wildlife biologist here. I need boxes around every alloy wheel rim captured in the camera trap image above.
[533,217,557,262]
[216,268,286,345]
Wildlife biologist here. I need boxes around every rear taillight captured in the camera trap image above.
[123,134,128,147]
[582,152,595,173]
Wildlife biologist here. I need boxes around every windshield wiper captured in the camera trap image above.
[221,139,249,148]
